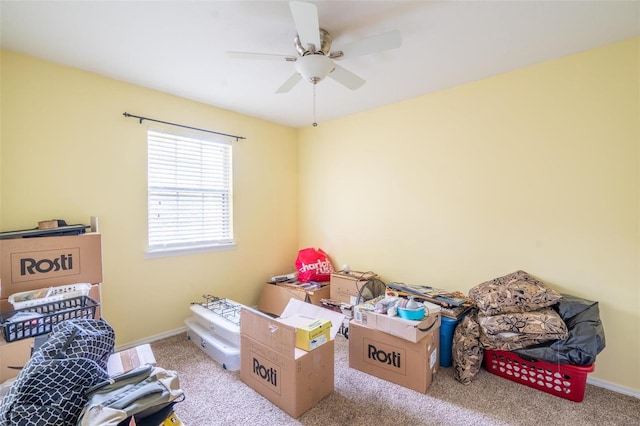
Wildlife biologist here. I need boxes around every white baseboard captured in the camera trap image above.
[114,326,187,352]
[587,376,640,399]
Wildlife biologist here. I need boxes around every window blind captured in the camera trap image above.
[147,129,233,251]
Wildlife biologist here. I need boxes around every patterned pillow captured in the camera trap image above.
[469,270,562,316]
[452,311,483,385]
[477,307,569,351]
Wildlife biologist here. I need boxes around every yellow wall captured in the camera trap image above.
[1,38,638,393]
[0,50,299,345]
[297,38,639,392]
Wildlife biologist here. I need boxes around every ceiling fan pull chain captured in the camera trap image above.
[312,84,318,127]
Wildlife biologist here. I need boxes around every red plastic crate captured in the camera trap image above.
[483,349,595,402]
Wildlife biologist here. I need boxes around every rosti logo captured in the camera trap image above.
[20,254,73,275]
[368,343,402,368]
[361,337,407,374]
[252,357,277,387]
[10,248,81,283]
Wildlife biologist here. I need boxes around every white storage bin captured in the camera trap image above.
[185,317,240,371]
[189,303,241,347]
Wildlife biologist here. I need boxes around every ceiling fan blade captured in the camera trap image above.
[328,64,365,90]
[276,73,303,93]
[226,51,296,62]
[289,1,321,52]
[331,30,402,59]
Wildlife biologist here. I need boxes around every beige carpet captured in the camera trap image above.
[150,332,639,426]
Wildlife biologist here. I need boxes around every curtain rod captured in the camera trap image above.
[123,112,245,141]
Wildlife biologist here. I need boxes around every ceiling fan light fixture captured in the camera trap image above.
[295,54,335,84]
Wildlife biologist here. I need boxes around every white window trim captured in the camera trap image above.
[144,241,237,259]
[145,125,235,257]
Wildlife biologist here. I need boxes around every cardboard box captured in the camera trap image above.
[240,299,345,418]
[353,300,442,343]
[278,314,331,351]
[107,343,156,376]
[0,337,34,382]
[329,271,378,304]
[0,233,102,298]
[257,281,330,317]
[348,321,439,394]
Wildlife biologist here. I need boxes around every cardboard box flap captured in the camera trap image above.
[240,306,297,357]
[107,344,156,376]
[354,298,442,343]
[280,298,345,340]
[331,271,377,281]
[421,300,442,315]
[383,312,439,335]
[256,282,330,317]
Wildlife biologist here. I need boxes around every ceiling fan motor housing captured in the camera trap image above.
[294,28,335,83]
[295,28,332,56]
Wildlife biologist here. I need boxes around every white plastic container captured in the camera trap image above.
[189,303,241,346]
[8,283,92,309]
[185,317,240,371]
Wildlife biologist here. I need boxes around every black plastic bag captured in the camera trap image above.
[513,293,605,365]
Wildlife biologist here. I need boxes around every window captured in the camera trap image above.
[146,128,234,256]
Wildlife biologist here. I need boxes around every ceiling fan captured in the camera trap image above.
[226,1,402,94]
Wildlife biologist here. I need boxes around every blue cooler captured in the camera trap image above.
[439,314,467,367]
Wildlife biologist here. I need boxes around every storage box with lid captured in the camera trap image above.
[185,297,243,371]
[186,317,241,371]
[189,297,242,347]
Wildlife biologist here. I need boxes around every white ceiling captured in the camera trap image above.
[1,1,639,128]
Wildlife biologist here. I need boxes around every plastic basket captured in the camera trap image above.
[483,349,595,402]
[0,296,99,342]
[8,283,92,309]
